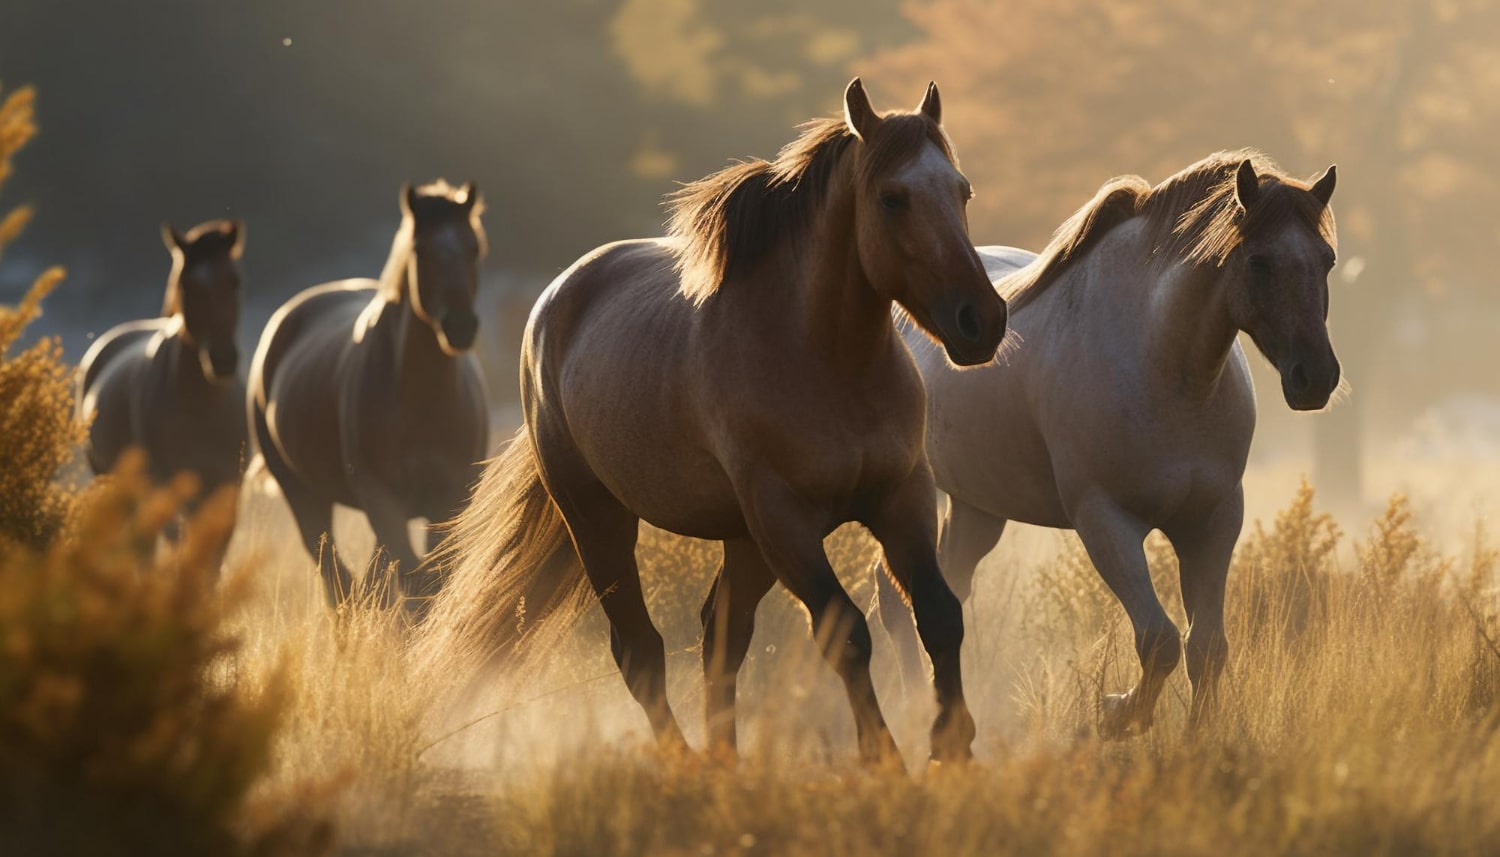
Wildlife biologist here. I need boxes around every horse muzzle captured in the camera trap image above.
[438,310,479,354]
[938,292,1008,367]
[1280,352,1341,411]
[200,342,239,384]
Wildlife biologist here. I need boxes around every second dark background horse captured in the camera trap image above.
[248,181,489,613]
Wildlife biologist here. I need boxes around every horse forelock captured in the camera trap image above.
[381,186,488,303]
[1161,150,1337,268]
[161,220,241,317]
[666,111,951,304]
[999,150,1337,311]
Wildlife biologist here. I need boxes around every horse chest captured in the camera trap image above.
[740,380,923,514]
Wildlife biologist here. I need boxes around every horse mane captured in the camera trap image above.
[1000,149,1337,311]
[378,180,488,303]
[161,219,240,317]
[666,112,954,304]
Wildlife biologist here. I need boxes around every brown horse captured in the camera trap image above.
[248,181,488,612]
[420,79,1007,767]
[873,152,1340,737]
[78,219,248,522]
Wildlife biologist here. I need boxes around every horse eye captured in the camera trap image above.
[880,192,908,212]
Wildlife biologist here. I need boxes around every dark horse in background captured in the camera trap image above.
[248,181,488,614]
[78,219,248,533]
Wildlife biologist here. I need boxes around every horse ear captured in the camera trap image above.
[1309,164,1337,207]
[459,181,480,212]
[228,219,246,260]
[1234,160,1260,210]
[917,81,942,124]
[400,182,417,217]
[161,221,184,255]
[843,77,878,141]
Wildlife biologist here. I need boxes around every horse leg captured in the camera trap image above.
[356,480,427,610]
[874,495,1005,694]
[549,479,686,750]
[252,401,354,604]
[288,494,354,606]
[701,537,777,757]
[865,469,977,764]
[1164,486,1242,728]
[1072,498,1179,739]
[737,473,901,768]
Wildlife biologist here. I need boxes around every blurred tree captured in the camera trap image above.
[867,0,1500,507]
[609,0,914,182]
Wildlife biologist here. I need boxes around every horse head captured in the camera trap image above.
[163,219,243,383]
[400,181,487,355]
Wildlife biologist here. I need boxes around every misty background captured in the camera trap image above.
[2,0,1497,512]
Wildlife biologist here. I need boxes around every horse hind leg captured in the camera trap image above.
[874,496,1005,694]
[701,537,777,757]
[546,469,686,751]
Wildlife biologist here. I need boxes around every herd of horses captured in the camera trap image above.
[72,79,1341,767]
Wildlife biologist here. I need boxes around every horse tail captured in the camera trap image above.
[414,427,590,680]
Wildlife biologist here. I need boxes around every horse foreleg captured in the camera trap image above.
[739,473,902,769]
[1165,487,1241,728]
[700,537,776,758]
[1072,498,1179,739]
[357,483,425,610]
[287,497,354,607]
[873,495,1005,698]
[865,470,977,765]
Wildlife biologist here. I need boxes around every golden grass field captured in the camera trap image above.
[6,265,1500,854]
[214,460,1500,857]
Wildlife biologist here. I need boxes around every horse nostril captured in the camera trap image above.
[1289,362,1309,391]
[956,303,981,342]
[442,312,479,350]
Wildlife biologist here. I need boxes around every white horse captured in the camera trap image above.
[875,151,1339,737]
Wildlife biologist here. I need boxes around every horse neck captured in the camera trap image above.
[158,319,213,396]
[782,161,893,374]
[370,249,461,389]
[1141,245,1239,398]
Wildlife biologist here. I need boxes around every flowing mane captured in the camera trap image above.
[378,180,487,303]
[1001,150,1337,311]
[161,219,239,317]
[666,112,954,304]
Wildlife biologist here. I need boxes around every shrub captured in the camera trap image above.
[0,82,82,551]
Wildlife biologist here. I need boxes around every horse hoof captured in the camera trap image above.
[1098,692,1146,740]
[859,738,908,775]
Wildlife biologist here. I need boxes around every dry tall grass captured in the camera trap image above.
[223,473,1500,856]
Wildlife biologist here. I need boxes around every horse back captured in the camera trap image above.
[77,319,164,407]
